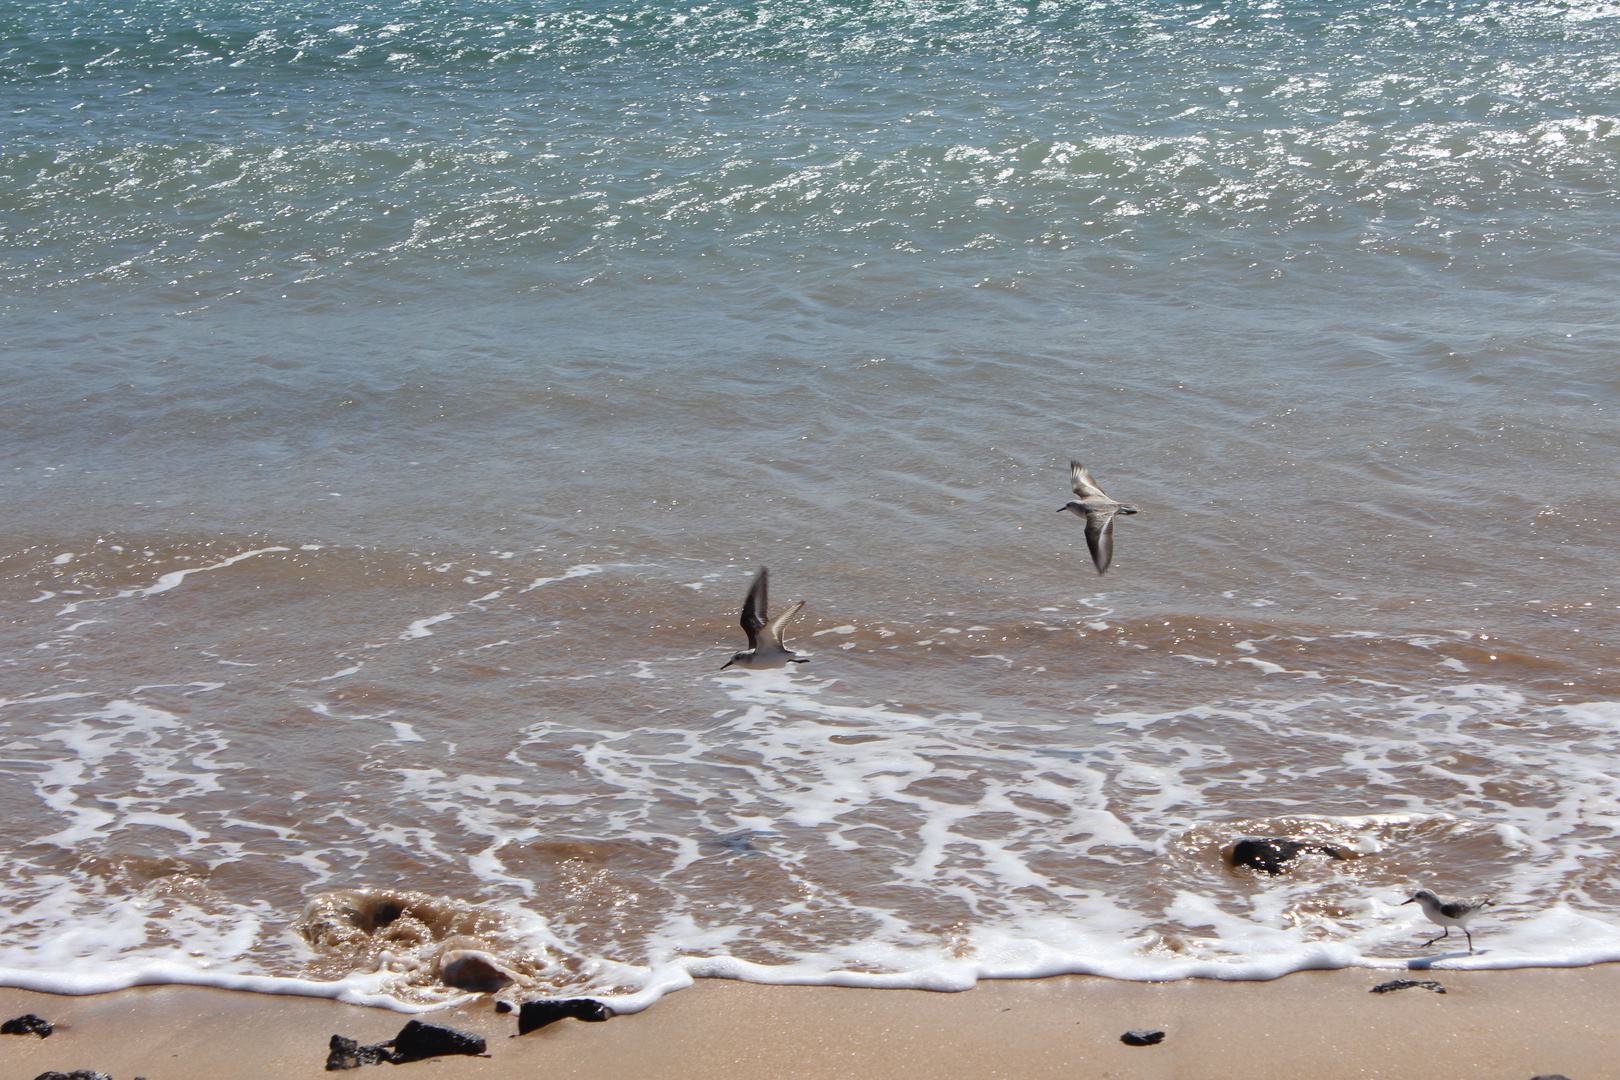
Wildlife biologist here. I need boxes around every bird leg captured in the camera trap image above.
[1420,927,1451,948]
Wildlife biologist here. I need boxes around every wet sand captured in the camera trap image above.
[1,966,1612,1080]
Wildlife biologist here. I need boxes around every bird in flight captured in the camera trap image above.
[720,567,808,670]
[1058,461,1140,574]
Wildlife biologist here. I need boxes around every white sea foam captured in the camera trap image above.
[400,612,456,639]
[138,547,291,596]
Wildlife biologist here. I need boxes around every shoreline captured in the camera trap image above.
[3,965,1613,1079]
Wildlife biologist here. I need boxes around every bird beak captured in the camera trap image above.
[719,659,734,671]
[1399,897,1415,905]
[1055,506,1067,513]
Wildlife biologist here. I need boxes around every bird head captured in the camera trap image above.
[1402,889,1438,906]
[720,653,746,671]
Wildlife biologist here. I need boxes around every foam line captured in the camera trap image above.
[139,547,291,596]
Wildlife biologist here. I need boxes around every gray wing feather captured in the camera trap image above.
[1084,511,1116,574]
[1070,460,1107,500]
[765,599,805,649]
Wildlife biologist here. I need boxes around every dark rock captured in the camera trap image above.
[326,1022,486,1070]
[389,1020,486,1062]
[494,1000,513,1014]
[33,1072,112,1080]
[1528,1075,1574,1079]
[3,1013,54,1037]
[1229,838,1346,875]
[518,998,614,1035]
[325,1033,393,1070]
[1370,979,1446,995]
[1120,1029,1165,1046]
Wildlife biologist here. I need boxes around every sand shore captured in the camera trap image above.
[1,965,1611,1080]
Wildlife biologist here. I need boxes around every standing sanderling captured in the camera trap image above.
[1402,888,1492,953]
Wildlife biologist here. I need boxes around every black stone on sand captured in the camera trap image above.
[325,1021,486,1070]
[517,998,614,1035]
[1120,1030,1165,1046]
[4,1013,55,1037]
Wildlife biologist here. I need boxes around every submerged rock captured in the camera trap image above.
[1229,837,1347,875]
[518,998,614,1035]
[1370,979,1446,995]
[3,1014,54,1037]
[1120,1029,1165,1046]
[437,949,518,993]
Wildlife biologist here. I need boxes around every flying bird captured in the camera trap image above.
[1401,889,1492,953]
[720,567,808,670]
[1057,461,1140,574]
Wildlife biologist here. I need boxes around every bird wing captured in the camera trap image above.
[1070,460,1108,500]
[1440,897,1491,919]
[1084,510,1116,574]
[765,599,805,649]
[739,568,769,650]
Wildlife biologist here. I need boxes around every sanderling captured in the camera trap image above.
[1402,888,1492,953]
[1057,461,1140,574]
[720,567,808,670]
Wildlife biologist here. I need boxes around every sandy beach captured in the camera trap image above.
[2,966,1611,1080]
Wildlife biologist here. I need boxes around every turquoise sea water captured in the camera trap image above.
[3,0,1620,1008]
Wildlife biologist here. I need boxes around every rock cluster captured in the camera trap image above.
[325,1020,486,1070]
[1369,979,1446,994]
[4,1014,55,1038]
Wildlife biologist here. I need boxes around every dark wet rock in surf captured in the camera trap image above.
[1229,838,1348,875]
[518,998,613,1034]
[1120,1030,1165,1046]
[4,1013,54,1037]
[437,949,518,993]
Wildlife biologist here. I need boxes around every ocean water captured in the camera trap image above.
[3,0,1620,1011]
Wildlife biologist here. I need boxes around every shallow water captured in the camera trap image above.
[3,0,1620,1009]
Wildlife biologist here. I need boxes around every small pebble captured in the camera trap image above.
[1120,1029,1165,1046]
